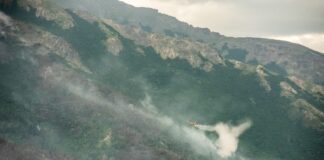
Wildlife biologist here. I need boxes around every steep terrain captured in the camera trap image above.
[56,0,324,85]
[0,0,323,160]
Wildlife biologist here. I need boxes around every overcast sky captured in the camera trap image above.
[120,0,324,53]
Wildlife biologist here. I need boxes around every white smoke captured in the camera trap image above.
[213,120,252,158]
[140,95,253,158]
[140,95,218,156]
[41,65,251,158]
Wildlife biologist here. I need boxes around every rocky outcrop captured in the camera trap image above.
[102,19,224,71]
[280,81,297,98]
[6,19,90,73]
[229,59,256,75]
[256,65,271,92]
[279,80,324,132]
[215,37,324,85]
[0,11,16,37]
[97,21,124,56]
[0,11,12,28]
[105,36,123,56]
[289,99,324,132]
[289,76,324,103]
[17,0,74,29]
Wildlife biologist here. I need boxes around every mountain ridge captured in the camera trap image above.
[53,0,324,85]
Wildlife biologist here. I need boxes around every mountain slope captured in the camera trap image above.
[55,0,324,85]
[0,0,323,160]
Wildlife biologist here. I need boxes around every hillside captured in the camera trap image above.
[0,0,323,160]
[56,0,324,85]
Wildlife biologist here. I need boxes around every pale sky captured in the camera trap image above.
[120,0,324,53]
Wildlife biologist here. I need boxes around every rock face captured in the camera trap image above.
[280,81,324,131]
[289,99,324,132]
[289,76,324,103]
[280,81,297,98]
[215,38,324,85]
[0,6,86,72]
[256,65,271,92]
[102,19,224,71]
[17,0,74,29]
[0,1,323,160]
[6,20,89,73]
[105,36,123,56]
[0,11,12,27]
